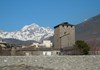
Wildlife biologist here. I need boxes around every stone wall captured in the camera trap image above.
[0,56,100,70]
[54,24,75,49]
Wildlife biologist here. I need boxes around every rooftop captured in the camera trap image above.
[54,22,74,28]
[20,47,60,51]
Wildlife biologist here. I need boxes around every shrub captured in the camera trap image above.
[75,40,90,55]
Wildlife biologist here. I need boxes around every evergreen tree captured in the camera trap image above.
[75,40,90,55]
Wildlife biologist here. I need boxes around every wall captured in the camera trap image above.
[54,25,75,49]
[0,56,99,70]
[43,40,52,48]
[60,25,75,48]
[54,26,60,49]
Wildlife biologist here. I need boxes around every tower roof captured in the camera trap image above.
[54,22,74,29]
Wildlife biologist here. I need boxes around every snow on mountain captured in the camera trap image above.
[0,23,54,42]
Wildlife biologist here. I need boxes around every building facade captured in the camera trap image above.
[43,40,52,48]
[31,43,39,48]
[54,22,75,49]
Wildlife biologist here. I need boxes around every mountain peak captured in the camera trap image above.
[21,23,39,31]
[0,23,54,42]
[29,23,39,27]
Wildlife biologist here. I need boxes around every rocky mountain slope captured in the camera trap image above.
[3,38,38,46]
[76,14,100,47]
[0,23,54,42]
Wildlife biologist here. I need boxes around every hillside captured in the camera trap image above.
[3,38,38,46]
[76,14,100,47]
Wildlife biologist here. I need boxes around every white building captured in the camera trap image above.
[43,40,52,48]
[31,43,39,48]
[31,40,52,48]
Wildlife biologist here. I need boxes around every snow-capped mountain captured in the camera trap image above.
[0,23,54,42]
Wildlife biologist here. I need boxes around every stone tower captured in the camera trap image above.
[54,22,75,49]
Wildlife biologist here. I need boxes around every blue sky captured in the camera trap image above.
[0,0,100,31]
